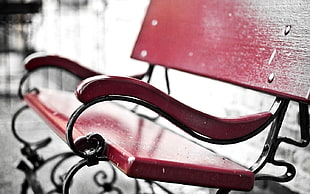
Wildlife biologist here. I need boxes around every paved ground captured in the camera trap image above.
[0,97,299,194]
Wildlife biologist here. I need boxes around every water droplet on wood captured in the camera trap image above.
[284,25,291,36]
[141,50,148,57]
[268,73,275,83]
[151,19,158,26]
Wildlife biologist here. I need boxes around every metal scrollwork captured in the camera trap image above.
[94,167,122,194]
[251,99,310,183]
[64,96,179,194]
[12,103,80,194]
[46,152,77,194]
[64,101,110,193]
[12,105,51,170]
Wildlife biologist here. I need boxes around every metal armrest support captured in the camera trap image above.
[74,75,273,144]
[251,102,309,182]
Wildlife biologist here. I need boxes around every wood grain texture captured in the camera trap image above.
[132,0,310,103]
[24,89,255,191]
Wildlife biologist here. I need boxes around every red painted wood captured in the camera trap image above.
[24,89,254,191]
[132,0,310,103]
[24,53,148,80]
[20,0,309,191]
[76,75,272,140]
[24,54,101,79]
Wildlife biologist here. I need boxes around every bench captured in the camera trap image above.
[12,0,310,193]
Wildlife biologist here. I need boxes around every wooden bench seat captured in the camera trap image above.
[23,88,254,191]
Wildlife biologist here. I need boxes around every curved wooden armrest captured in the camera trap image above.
[75,75,272,141]
[24,53,102,79]
[24,53,149,80]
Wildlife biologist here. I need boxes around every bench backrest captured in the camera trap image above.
[131,0,310,104]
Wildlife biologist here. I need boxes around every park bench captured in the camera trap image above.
[12,0,309,193]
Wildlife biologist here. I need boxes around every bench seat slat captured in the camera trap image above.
[24,89,254,191]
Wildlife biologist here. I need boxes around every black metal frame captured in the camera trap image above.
[11,104,78,194]
[13,64,310,194]
[218,101,309,194]
[12,64,161,194]
[64,88,309,194]
[67,95,289,145]
[252,102,309,181]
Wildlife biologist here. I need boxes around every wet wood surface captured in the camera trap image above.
[132,0,310,103]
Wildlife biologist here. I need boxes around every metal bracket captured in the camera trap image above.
[64,115,109,193]
[12,105,51,169]
[251,99,309,182]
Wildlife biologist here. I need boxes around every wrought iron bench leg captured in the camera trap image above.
[16,152,78,194]
[12,105,52,168]
[21,179,29,194]
[16,160,45,194]
[12,105,81,194]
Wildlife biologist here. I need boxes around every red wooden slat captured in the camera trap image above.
[24,89,254,191]
[24,54,101,79]
[131,0,310,103]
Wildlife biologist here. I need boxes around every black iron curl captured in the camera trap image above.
[251,100,310,183]
[94,165,122,194]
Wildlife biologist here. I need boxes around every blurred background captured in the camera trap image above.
[0,0,149,96]
[0,0,309,193]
